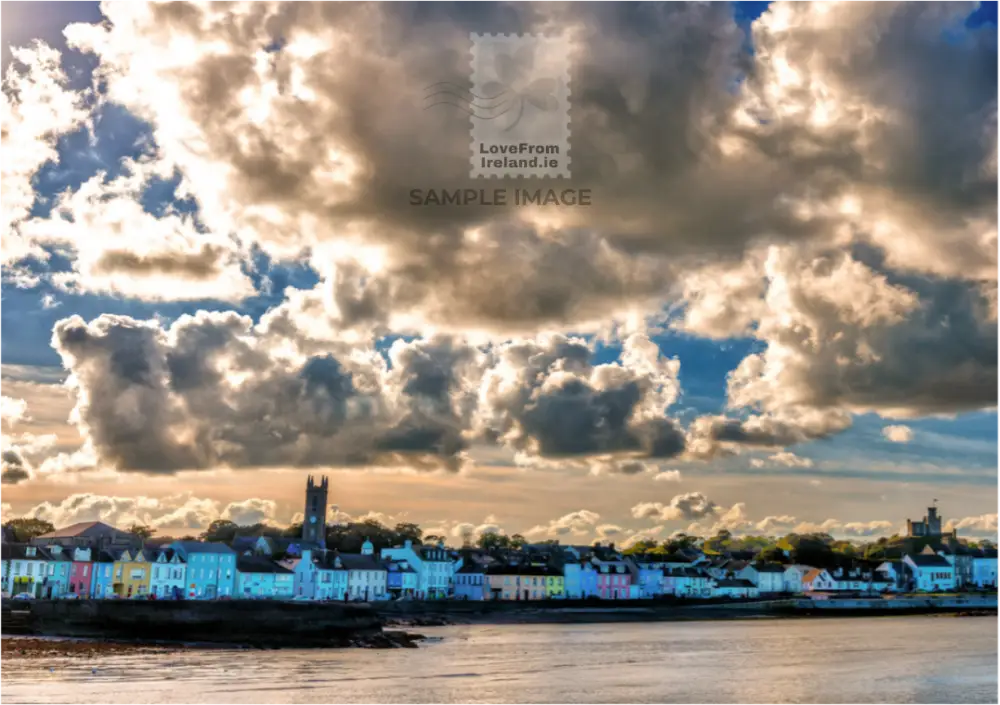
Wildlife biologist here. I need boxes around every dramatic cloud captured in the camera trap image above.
[2,42,88,267]
[632,492,718,522]
[477,333,685,460]
[51,312,484,473]
[882,425,914,443]
[20,157,257,301]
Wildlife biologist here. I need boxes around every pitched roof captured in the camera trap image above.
[3,543,53,560]
[237,556,293,574]
[36,521,126,539]
[337,553,386,571]
[907,554,953,568]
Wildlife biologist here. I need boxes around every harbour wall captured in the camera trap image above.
[2,599,385,647]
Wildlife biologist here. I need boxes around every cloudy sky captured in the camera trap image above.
[1,1,997,546]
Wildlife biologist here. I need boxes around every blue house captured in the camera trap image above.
[385,560,418,598]
[90,551,116,598]
[563,560,599,598]
[169,541,237,599]
[40,545,72,598]
[236,556,294,599]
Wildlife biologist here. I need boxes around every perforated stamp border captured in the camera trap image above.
[470,33,571,179]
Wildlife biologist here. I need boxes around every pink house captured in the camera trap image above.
[68,547,93,597]
[596,560,631,599]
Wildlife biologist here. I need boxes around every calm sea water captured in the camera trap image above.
[2,616,996,704]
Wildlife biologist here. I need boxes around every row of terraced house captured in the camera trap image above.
[3,520,994,602]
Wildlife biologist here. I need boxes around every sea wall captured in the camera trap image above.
[375,595,998,624]
[4,600,385,647]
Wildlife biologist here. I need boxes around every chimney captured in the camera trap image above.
[404,539,412,549]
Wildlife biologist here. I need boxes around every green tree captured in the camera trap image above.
[394,522,423,545]
[509,533,527,550]
[200,519,239,543]
[3,517,55,542]
[477,532,511,551]
[127,523,156,541]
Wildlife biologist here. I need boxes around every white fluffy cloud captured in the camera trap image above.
[750,451,814,469]
[2,42,88,267]
[18,492,286,531]
[1,396,29,427]
[882,425,914,443]
[525,510,601,538]
[632,492,719,522]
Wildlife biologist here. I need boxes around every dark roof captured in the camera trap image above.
[231,536,259,552]
[749,563,786,573]
[485,564,560,576]
[3,543,53,560]
[171,540,235,555]
[237,556,293,574]
[337,553,386,571]
[666,567,711,578]
[716,578,756,588]
[907,554,953,568]
[457,563,486,574]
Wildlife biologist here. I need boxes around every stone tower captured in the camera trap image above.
[302,475,329,546]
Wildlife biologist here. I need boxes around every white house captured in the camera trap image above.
[5,544,51,597]
[380,540,455,598]
[149,548,186,599]
[903,554,956,592]
[736,563,785,594]
[663,567,714,598]
[782,564,815,594]
[802,568,837,592]
[971,549,998,589]
[340,544,388,601]
[713,578,759,599]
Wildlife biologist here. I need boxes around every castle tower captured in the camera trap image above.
[302,475,329,547]
[927,505,941,535]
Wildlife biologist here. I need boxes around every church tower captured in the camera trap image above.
[302,475,329,547]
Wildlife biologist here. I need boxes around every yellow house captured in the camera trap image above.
[112,548,154,598]
[485,565,563,600]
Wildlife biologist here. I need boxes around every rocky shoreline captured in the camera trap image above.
[1,630,426,659]
[2,637,191,659]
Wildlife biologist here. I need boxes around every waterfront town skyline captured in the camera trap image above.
[3,475,996,602]
[1,1,997,553]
